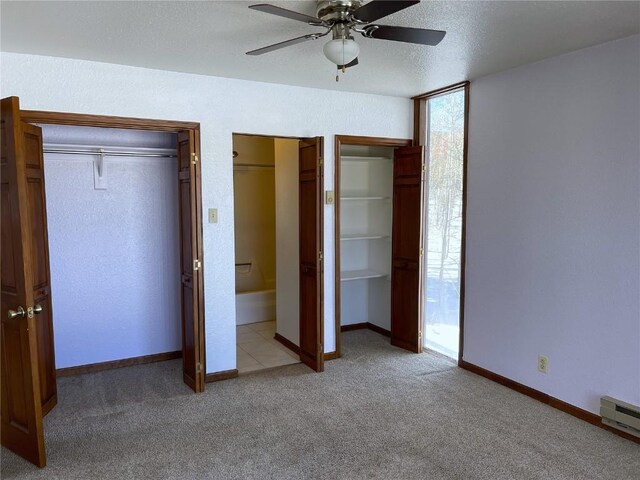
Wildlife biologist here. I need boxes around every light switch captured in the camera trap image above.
[325,191,335,205]
[208,208,218,224]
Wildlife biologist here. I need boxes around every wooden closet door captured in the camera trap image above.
[177,130,205,392]
[298,137,324,372]
[390,146,425,353]
[1,96,48,467]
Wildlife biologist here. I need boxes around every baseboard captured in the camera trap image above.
[274,333,301,355]
[341,323,368,332]
[459,360,640,445]
[366,322,391,337]
[205,369,239,383]
[340,322,391,337]
[324,351,340,361]
[56,350,182,377]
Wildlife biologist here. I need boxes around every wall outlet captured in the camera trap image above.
[538,355,549,373]
[208,208,218,224]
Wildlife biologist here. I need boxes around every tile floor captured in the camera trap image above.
[236,321,300,374]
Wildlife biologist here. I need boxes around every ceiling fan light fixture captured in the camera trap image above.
[323,38,359,66]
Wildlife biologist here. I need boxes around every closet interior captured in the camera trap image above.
[338,143,396,333]
[39,124,184,377]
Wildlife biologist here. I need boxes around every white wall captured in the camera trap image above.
[41,126,180,368]
[465,35,640,414]
[0,52,412,373]
[274,138,300,345]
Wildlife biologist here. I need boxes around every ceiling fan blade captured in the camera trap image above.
[246,33,323,56]
[249,4,321,25]
[367,25,446,46]
[352,1,420,23]
[338,57,359,70]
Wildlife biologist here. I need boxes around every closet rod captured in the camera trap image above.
[43,148,177,158]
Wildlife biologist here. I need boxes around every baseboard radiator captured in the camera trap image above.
[600,396,640,438]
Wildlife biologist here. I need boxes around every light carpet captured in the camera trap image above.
[1,330,638,479]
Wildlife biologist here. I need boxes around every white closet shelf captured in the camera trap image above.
[340,233,389,241]
[341,269,388,281]
[341,155,392,162]
[340,194,390,201]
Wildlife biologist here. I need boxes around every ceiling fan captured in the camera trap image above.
[246,1,445,71]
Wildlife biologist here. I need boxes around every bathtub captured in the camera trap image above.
[235,289,276,325]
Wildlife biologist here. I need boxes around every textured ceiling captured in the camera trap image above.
[1,1,638,98]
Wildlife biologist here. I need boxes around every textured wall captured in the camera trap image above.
[0,52,412,373]
[465,35,640,413]
[41,126,180,368]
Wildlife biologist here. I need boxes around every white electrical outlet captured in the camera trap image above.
[538,355,548,373]
[208,208,218,224]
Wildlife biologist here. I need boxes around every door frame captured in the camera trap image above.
[332,135,412,359]
[19,108,206,388]
[231,132,325,369]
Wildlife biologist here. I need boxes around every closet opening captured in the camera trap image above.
[2,100,206,467]
[232,133,324,374]
[334,135,424,357]
[39,124,188,383]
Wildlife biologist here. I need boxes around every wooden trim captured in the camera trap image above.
[324,351,340,361]
[56,351,182,377]
[340,323,368,332]
[274,333,301,355]
[411,81,470,100]
[459,360,640,444]
[205,369,239,383]
[366,322,391,338]
[233,132,301,140]
[458,83,470,364]
[340,322,391,337]
[334,135,412,358]
[21,110,199,132]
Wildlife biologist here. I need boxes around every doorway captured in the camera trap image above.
[232,133,324,374]
[333,135,425,357]
[0,97,205,467]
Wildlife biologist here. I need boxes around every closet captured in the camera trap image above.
[339,144,395,330]
[40,125,182,374]
[335,135,423,356]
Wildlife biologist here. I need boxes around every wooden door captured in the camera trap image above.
[1,96,49,467]
[390,146,425,353]
[298,137,324,372]
[177,130,205,392]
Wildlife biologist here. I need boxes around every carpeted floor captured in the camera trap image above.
[1,330,638,479]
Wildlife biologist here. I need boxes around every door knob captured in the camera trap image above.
[32,304,43,315]
[7,306,25,319]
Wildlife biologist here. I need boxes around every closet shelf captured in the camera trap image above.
[341,269,388,281]
[341,156,392,162]
[340,233,389,241]
[340,194,390,201]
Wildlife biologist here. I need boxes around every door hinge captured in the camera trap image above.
[421,162,426,172]
[193,259,201,271]
[318,251,323,261]
[196,362,202,374]
[191,153,199,165]
[318,343,323,353]
[420,247,424,257]
[318,158,324,168]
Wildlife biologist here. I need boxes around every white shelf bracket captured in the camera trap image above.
[93,148,107,190]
